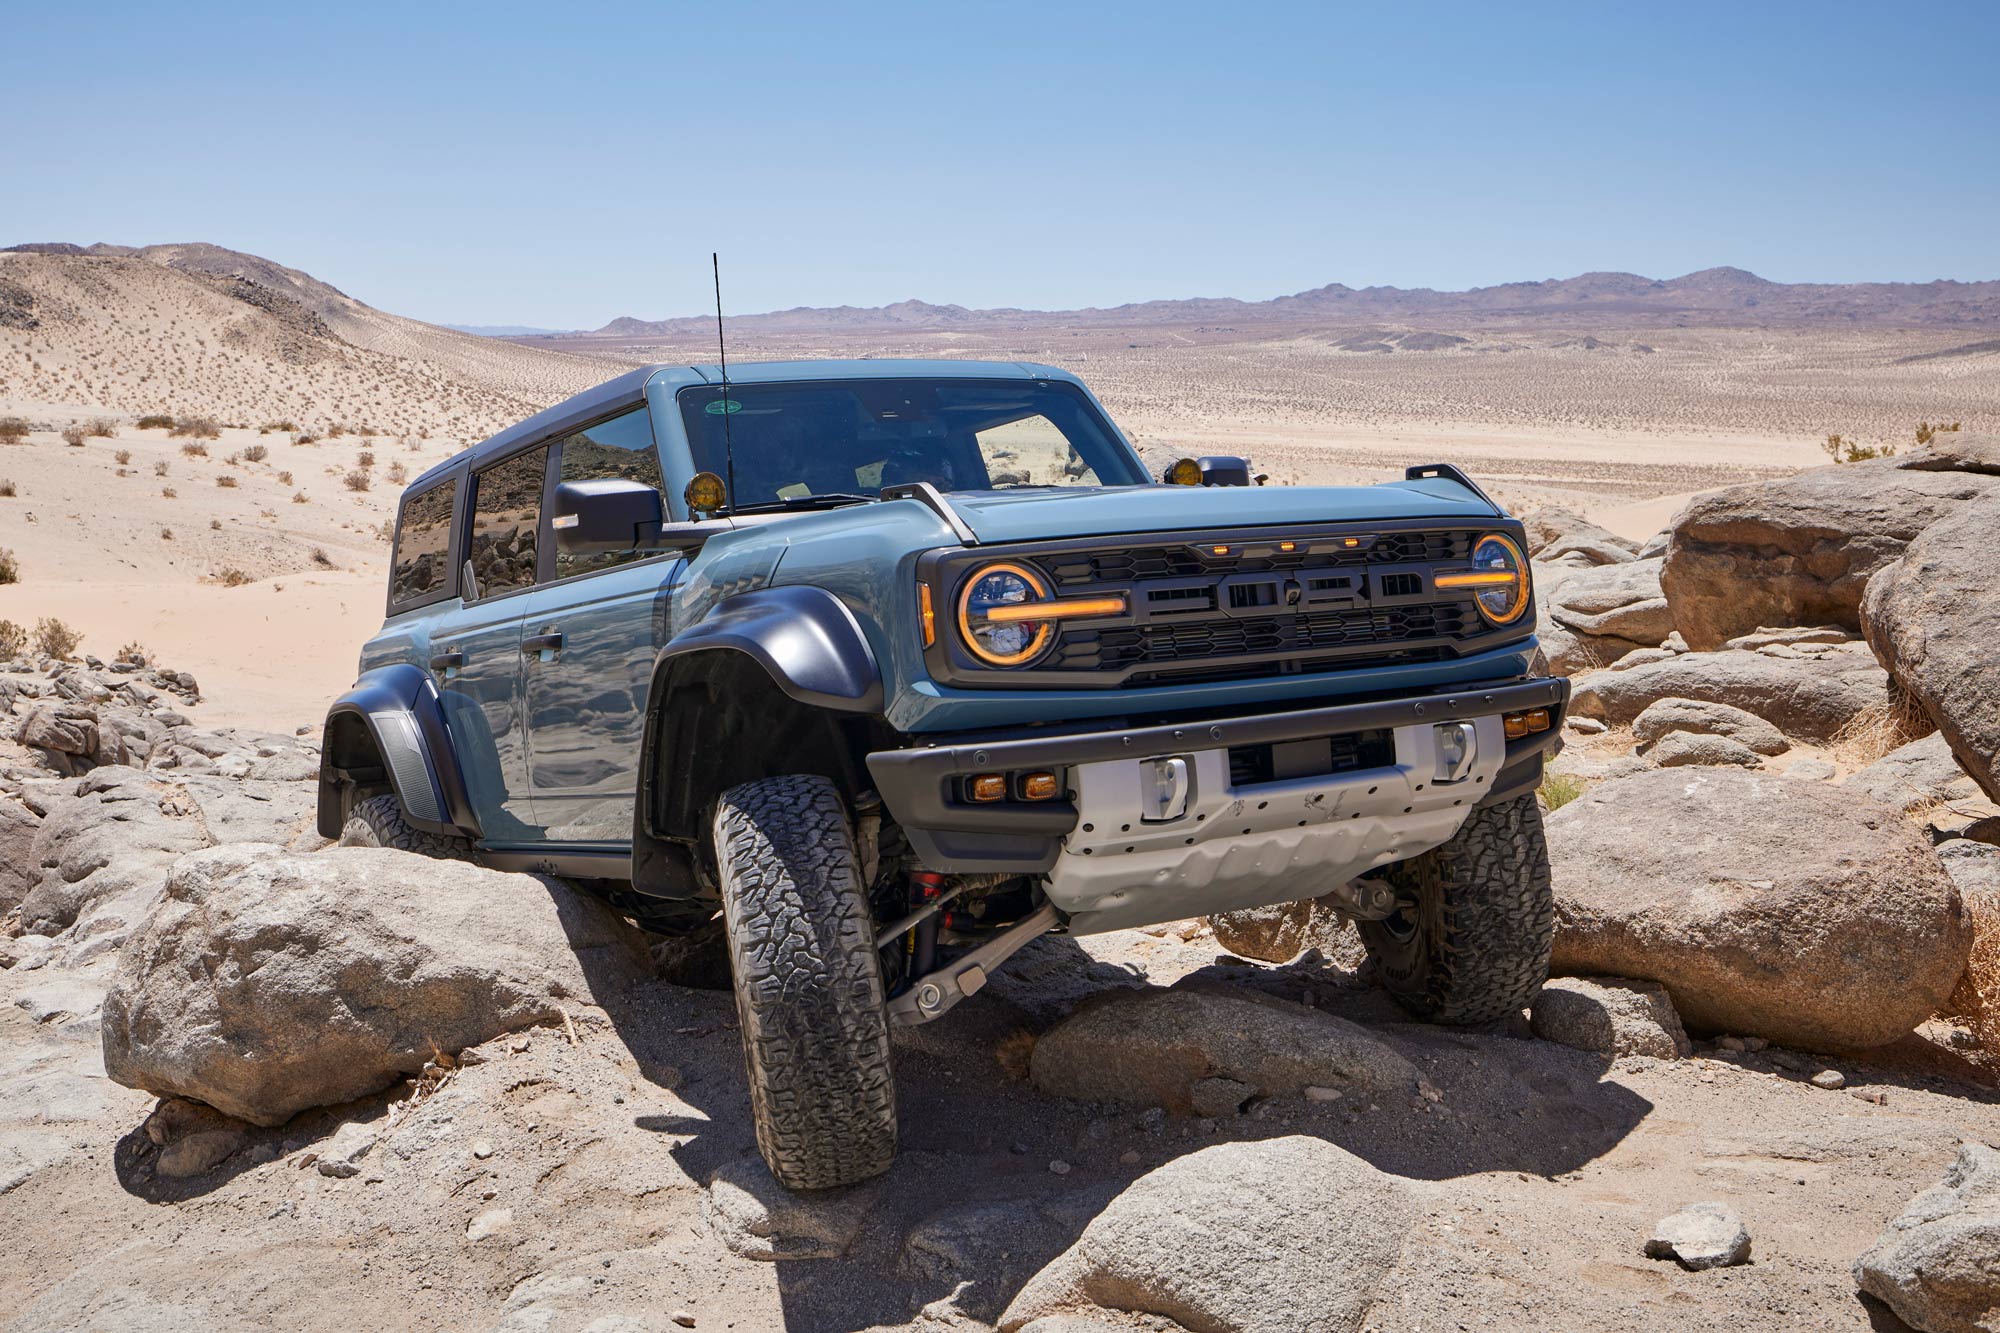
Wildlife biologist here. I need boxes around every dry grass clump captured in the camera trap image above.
[292,490,309,504]
[216,475,239,489]
[1539,769,1587,811]
[161,486,177,499]
[0,620,25,660]
[179,440,208,458]
[152,460,168,477]
[386,460,408,485]
[344,469,371,492]
[60,425,86,447]
[87,418,118,438]
[310,547,336,568]
[357,449,376,469]
[115,640,150,667]
[277,470,293,485]
[0,479,15,497]
[261,419,297,434]
[1832,694,1934,768]
[293,432,318,446]
[242,443,268,464]
[209,518,222,531]
[135,414,175,431]
[0,417,30,444]
[210,568,253,587]
[33,617,82,659]
[169,415,221,440]
[0,548,17,584]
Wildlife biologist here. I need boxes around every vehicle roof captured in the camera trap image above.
[409,358,1080,489]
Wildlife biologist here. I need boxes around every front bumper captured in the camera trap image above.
[866,675,1569,878]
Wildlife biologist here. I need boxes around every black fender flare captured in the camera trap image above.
[317,663,480,840]
[654,585,883,714]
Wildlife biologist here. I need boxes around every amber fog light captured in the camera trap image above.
[1020,772,1060,801]
[968,775,1008,802]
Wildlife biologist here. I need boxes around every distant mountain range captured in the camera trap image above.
[573,267,2000,336]
[448,324,564,338]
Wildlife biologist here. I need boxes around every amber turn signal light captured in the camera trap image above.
[918,581,936,647]
[1502,708,1553,740]
[968,774,1008,802]
[1020,772,1059,801]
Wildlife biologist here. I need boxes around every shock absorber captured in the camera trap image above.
[909,870,946,978]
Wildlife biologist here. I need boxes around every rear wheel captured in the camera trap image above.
[338,794,470,860]
[1358,794,1553,1025]
[713,774,895,1190]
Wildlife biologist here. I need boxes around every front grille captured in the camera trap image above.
[1057,602,1470,673]
[1039,530,1471,588]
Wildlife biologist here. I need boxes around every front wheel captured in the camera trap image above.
[337,794,471,860]
[1357,794,1553,1025]
[713,775,896,1190]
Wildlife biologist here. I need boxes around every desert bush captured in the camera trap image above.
[210,518,222,530]
[263,419,298,434]
[277,470,293,485]
[61,425,86,447]
[1915,420,1963,446]
[293,432,318,446]
[328,422,347,439]
[225,451,241,465]
[311,547,335,568]
[136,414,175,431]
[0,620,24,660]
[357,449,376,469]
[292,490,309,504]
[33,617,82,659]
[0,479,14,497]
[160,528,173,540]
[0,418,29,444]
[216,475,239,488]
[161,486,178,498]
[115,640,149,667]
[1539,770,1586,811]
[152,460,168,477]
[1823,433,1896,464]
[243,443,268,464]
[114,449,132,465]
[0,547,17,584]
[344,469,371,492]
[170,416,221,440]
[87,418,117,438]
[386,460,407,485]
[179,441,209,458]
[212,568,252,587]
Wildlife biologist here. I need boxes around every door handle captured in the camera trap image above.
[521,632,565,656]
[429,652,465,671]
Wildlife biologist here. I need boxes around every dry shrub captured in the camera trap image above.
[386,460,407,485]
[136,414,174,431]
[113,449,131,465]
[277,470,293,485]
[60,425,86,447]
[0,548,17,584]
[210,518,222,531]
[87,418,118,438]
[170,416,221,440]
[160,528,173,540]
[263,419,297,433]
[1832,695,1934,768]
[0,619,25,659]
[1539,770,1587,811]
[179,441,208,458]
[0,417,30,443]
[115,640,149,666]
[33,617,82,659]
[344,469,371,492]
[293,432,318,446]
[151,460,167,477]
[211,568,253,587]
[292,490,309,504]
[161,486,177,499]
[216,475,239,488]
[357,449,376,469]
[243,443,268,464]
[0,479,14,497]
[310,547,335,568]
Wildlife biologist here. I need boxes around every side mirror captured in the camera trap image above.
[1197,455,1253,487]
[551,478,664,554]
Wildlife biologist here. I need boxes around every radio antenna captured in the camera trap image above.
[712,252,738,513]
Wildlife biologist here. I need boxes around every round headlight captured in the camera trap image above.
[1165,457,1202,486]
[956,561,1054,666]
[1464,533,1529,625]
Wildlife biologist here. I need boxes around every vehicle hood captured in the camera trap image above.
[938,480,1501,545]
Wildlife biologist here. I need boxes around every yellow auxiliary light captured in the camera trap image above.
[684,471,727,515]
[1166,458,1202,486]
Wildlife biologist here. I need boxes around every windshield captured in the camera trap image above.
[676,377,1146,508]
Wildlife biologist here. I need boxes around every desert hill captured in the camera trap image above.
[0,243,612,438]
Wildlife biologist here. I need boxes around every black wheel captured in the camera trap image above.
[338,794,471,860]
[713,774,895,1190]
[1357,794,1553,1025]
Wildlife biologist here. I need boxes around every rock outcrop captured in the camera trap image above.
[1568,647,1888,743]
[1661,459,1998,649]
[101,844,651,1125]
[1630,698,1789,756]
[1853,1143,2000,1333]
[1861,489,2000,804]
[1847,732,1982,813]
[1000,1137,1416,1333]
[1029,987,1420,1113]
[1546,768,1970,1051]
[1531,977,1691,1059]
[1207,898,1346,964]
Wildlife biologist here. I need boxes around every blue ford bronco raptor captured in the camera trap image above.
[320,359,1566,1189]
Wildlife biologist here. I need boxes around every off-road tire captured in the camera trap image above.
[338,794,471,860]
[1357,793,1553,1025]
[713,775,895,1191]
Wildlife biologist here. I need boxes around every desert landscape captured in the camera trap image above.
[4,240,2000,1332]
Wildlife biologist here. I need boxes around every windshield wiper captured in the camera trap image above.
[728,493,879,515]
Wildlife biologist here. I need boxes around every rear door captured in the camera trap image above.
[425,443,554,841]
[517,407,682,843]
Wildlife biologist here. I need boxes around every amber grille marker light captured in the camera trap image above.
[918,581,936,646]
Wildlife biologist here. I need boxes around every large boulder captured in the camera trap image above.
[1569,647,1888,744]
[101,844,651,1125]
[1848,732,1981,813]
[1861,490,2000,804]
[1897,430,2000,477]
[1661,460,1998,649]
[1546,557,1675,645]
[1000,1137,1416,1333]
[0,793,39,914]
[1519,505,1638,565]
[1546,768,1970,1051]
[1631,698,1789,756]
[1207,899,1346,964]
[1853,1143,2000,1333]
[1531,977,1691,1059]
[1029,987,1420,1113]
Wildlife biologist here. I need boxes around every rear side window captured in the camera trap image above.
[389,478,456,609]
[553,407,666,580]
[467,446,550,599]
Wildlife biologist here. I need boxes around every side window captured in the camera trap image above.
[975,415,1101,487]
[467,446,549,599]
[553,407,666,581]
[389,478,455,608]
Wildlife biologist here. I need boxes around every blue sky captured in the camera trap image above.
[9,1,1996,328]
